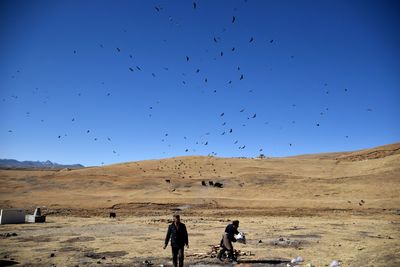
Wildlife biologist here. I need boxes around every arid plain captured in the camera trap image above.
[1,143,399,266]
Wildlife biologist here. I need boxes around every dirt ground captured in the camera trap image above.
[1,143,399,266]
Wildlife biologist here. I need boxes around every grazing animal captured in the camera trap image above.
[209,181,214,186]
[214,182,223,188]
[165,179,171,183]
[109,212,116,218]
[201,181,207,186]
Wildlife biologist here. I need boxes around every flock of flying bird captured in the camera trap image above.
[3,1,375,165]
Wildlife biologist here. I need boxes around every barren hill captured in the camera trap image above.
[1,143,399,216]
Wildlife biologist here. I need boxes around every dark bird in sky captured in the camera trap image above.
[196,69,200,73]
[107,93,111,96]
[222,122,226,125]
[8,130,12,133]
[186,56,190,61]
[249,37,254,43]
[316,123,320,127]
[232,47,235,51]
[154,6,160,12]
[204,141,208,145]
[152,73,156,77]
[220,112,225,117]
[214,37,217,43]
[220,51,223,56]
[58,135,61,138]
[73,50,76,54]
[221,132,226,135]
[232,16,236,23]
[240,74,244,80]
[270,39,274,43]
[193,2,197,9]
[367,108,373,112]
[108,137,112,141]
[234,140,238,144]
[240,109,245,112]
[129,67,134,72]
[344,88,348,92]
[185,149,189,152]
[117,47,121,52]
[136,66,141,71]
[229,128,233,133]
[252,113,257,118]
[72,118,75,122]
[204,78,208,83]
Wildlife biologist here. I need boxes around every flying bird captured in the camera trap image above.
[240,109,245,112]
[86,130,90,133]
[136,66,141,71]
[232,16,236,23]
[249,37,254,43]
[213,37,218,43]
[220,112,225,116]
[231,47,235,51]
[252,113,257,118]
[186,56,190,61]
[129,67,134,71]
[220,51,223,56]
[240,74,244,80]
[270,39,274,43]
[193,2,197,9]
[116,47,121,52]
[154,6,161,12]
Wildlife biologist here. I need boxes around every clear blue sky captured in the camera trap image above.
[0,0,399,166]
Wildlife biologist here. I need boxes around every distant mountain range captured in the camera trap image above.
[0,159,84,169]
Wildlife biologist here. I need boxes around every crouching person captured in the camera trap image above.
[217,220,239,261]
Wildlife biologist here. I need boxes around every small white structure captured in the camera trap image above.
[0,209,25,224]
[25,207,46,223]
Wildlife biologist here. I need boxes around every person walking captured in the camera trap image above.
[164,214,189,267]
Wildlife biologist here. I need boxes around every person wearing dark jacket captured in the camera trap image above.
[217,220,239,261]
[163,214,189,267]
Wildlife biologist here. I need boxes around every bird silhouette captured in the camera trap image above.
[249,37,254,42]
[193,2,197,9]
[232,16,236,23]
